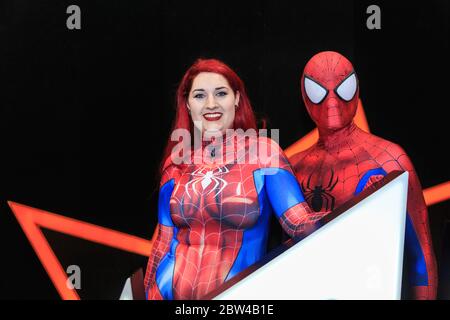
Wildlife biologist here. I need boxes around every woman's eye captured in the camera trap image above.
[193,93,205,99]
[216,91,227,97]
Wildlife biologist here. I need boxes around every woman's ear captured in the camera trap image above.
[186,103,191,113]
[235,91,240,107]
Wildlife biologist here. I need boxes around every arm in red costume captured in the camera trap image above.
[260,138,330,238]
[144,161,179,300]
[396,150,438,300]
[144,224,174,300]
[347,145,437,300]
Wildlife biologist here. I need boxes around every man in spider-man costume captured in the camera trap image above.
[145,134,328,300]
[290,51,438,299]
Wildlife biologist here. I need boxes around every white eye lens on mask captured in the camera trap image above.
[335,73,357,102]
[304,77,328,104]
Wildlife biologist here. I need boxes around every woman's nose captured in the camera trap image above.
[206,94,217,109]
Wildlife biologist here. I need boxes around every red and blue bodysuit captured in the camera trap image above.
[144,134,327,300]
[290,51,438,299]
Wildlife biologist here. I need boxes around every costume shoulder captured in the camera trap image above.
[363,133,412,173]
[289,144,317,170]
[257,136,292,171]
[160,155,181,187]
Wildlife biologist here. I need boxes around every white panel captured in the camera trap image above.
[214,172,408,300]
[119,277,133,300]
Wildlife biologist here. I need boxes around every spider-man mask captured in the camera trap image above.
[301,51,359,131]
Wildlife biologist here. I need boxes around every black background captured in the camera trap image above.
[0,0,449,299]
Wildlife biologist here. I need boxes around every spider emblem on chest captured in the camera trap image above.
[301,169,339,212]
[184,166,230,199]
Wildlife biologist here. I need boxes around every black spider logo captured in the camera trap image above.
[302,169,339,212]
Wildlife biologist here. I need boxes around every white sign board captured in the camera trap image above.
[213,172,408,300]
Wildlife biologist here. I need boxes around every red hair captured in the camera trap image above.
[161,59,257,172]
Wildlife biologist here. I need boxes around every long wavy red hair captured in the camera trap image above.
[161,59,257,172]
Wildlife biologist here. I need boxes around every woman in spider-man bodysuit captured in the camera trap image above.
[144,59,329,300]
[290,51,438,299]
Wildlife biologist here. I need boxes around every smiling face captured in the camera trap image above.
[187,72,240,137]
[301,51,359,131]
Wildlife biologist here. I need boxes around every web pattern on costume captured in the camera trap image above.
[292,128,438,299]
[280,201,328,238]
[144,224,173,299]
[145,137,329,300]
[292,51,437,299]
[168,137,279,300]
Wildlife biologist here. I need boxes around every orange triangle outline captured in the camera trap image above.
[8,201,153,300]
